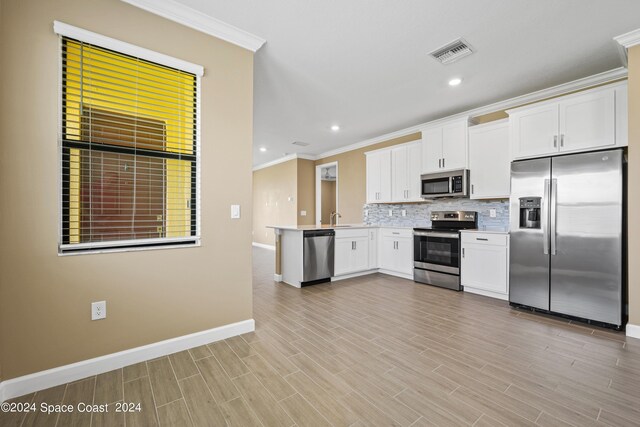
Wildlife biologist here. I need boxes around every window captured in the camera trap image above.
[56,24,202,254]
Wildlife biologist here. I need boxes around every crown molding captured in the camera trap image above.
[121,0,266,52]
[614,28,640,66]
[615,28,640,49]
[252,153,316,171]
[314,67,627,160]
[253,68,627,171]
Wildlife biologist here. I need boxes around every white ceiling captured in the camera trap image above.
[174,0,640,166]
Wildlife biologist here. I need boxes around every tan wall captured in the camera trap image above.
[321,180,337,224]
[0,0,254,380]
[315,133,422,223]
[628,46,640,325]
[252,160,298,246]
[296,159,316,225]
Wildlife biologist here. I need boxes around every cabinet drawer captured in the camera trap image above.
[461,232,508,246]
[334,228,369,239]
[381,228,413,239]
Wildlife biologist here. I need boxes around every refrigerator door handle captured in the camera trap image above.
[550,178,558,255]
[542,179,550,255]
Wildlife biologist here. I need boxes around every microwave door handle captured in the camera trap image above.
[449,177,453,194]
[542,179,550,255]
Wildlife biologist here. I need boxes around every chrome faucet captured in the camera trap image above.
[329,212,342,227]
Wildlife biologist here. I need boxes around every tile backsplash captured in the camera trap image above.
[363,199,510,230]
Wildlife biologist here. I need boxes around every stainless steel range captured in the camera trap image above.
[413,211,478,291]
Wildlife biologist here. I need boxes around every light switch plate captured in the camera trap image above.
[364,209,369,217]
[231,204,241,219]
[388,209,393,217]
[489,209,497,218]
[300,210,307,216]
[401,210,407,217]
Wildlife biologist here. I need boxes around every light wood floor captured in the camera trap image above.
[3,247,640,426]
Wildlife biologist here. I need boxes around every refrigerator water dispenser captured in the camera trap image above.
[519,197,541,229]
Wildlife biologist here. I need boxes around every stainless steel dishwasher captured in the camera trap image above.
[302,229,335,286]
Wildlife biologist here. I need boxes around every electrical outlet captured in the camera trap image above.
[388,209,393,217]
[364,209,369,217]
[490,209,497,218]
[91,301,106,320]
[401,209,407,217]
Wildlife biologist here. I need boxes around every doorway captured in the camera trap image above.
[315,162,338,226]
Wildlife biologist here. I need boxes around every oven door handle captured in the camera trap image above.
[413,231,459,239]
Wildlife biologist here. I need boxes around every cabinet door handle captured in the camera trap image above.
[442,158,445,169]
[476,237,488,241]
[471,184,474,194]
[438,158,441,168]
[560,134,564,147]
[553,135,558,148]
[462,248,465,258]
[352,241,355,250]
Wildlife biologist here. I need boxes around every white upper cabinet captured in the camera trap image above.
[366,149,392,203]
[421,118,469,174]
[468,120,511,199]
[559,89,615,152]
[508,82,627,160]
[391,142,422,202]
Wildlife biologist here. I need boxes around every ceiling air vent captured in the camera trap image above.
[429,38,474,64]
[292,141,310,147]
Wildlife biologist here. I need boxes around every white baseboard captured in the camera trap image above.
[252,242,275,250]
[627,323,640,339]
[274,273,283,282]
[463,287,509,301]
[331,270,377,281]
[0,319,254,403]
[378,269,414,281]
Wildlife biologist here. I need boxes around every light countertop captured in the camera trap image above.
[461,229,509,234]
[267,224,414,231]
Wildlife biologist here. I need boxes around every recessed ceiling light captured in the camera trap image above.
[331,125,340,132]
[448,78,462,86]
[259,147,267,152]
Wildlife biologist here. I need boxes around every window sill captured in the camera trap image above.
[58,238,201,256]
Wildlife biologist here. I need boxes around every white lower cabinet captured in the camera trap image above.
[379,228,413,276]
[461,232,509,299]
[368,228,378,269]
[334,229,370,276]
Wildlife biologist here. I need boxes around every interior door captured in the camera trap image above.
[549,150,623,326]
[509,157,551,310]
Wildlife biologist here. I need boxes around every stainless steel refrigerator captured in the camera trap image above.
[509,149,625,329]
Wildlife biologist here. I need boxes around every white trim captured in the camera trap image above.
[331,270,377,281]
[0,319,254,402]
[252,153,316,172]
[614,28,640,67]
[252,68,627,171]
[120,0,265,52]
[463,287,508,301]
[53,21,204,76]
[252,242,275,251]
[274,274,283,282]
[615,28,640,49]
[315,161,339,227]
[377,269,414,281]
[626,323,640,340]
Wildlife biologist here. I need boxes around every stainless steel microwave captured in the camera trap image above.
[421,169,470,198]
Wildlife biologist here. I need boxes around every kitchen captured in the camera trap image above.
[266,78,628,330]
[4,2,640,425]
